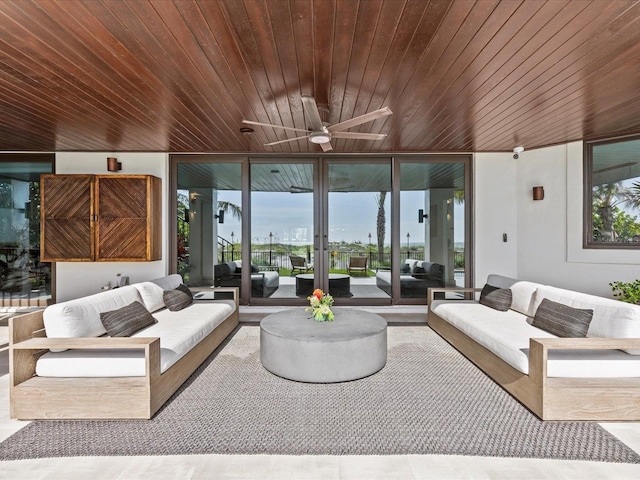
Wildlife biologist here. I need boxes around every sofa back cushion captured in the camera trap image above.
[415,261,442,276]
[533,285,640,353]
[405,259,420,273]
[150,273,183,291]
[486,274,541,317]
[43,285,144,351]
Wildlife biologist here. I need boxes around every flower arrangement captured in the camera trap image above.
[306,288,335,322]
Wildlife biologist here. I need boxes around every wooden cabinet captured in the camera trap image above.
[41,174,161,262]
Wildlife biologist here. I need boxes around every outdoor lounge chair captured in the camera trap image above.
[347,256,368,276]
[290,255,313,274]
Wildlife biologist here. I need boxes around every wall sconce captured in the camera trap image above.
[418,209,428,223]
[183,208,189,223]
[214,209,225,224]
[533,186,544,201]
[107,157,122,172]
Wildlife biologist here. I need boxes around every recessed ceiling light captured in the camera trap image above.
[240,127,254,134]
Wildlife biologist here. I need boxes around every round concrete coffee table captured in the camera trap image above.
[260,308,387,383]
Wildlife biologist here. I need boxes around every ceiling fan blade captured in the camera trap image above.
[290,185,313,193]
[242,119,308,134]
[330,132,387,140]
[320,141,333,152]
[327,106,393,132]
[265,135,310,146]
[301,95,324,131]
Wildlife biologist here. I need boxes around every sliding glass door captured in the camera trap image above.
[249,161,315,301]
[325,160,391,300]
[399,159,468,300]
[171,154,471,305]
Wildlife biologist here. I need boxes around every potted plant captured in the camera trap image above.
[610,279,640,305]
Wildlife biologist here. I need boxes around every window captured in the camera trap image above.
[585,135,640,248]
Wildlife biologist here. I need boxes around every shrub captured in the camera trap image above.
[610,279,640,305]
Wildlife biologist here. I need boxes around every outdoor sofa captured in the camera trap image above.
[9,274,238,420]
[376,259,445,297]
[428,274,640,421]
[214,260,279,297]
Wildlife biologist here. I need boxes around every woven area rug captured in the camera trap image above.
[1,325,639,462]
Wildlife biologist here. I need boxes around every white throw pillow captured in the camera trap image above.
[509,281,542,317]
[134,281,166,313]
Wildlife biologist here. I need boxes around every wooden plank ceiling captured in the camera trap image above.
[1,0,640,153]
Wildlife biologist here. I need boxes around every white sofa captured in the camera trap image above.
[428,274,640,421]
[9,274,239,420]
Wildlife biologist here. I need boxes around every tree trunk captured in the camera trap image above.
[376,192,387,263]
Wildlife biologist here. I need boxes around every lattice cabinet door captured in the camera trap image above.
[95,175,162,261]
[40,174,94,262]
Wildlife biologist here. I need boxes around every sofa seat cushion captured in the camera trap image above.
[431,301,640,378]
[36,300,236,377]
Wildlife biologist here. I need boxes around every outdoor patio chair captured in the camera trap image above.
[290,255,313,274]
[347,256,368,276]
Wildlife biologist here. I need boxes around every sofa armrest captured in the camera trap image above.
[10,336,161,388]
[528,337,640,386]
[427,287,481,306]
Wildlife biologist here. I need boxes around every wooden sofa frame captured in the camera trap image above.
[9,287,239,420]
[428,287,640,421]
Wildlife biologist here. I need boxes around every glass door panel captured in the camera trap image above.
[326,161,391,300]
[400,161,466,299]
[176,162,242,294]
[250,162,314,301]
[0,158,53,306]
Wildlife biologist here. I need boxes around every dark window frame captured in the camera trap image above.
[584,134,640,249]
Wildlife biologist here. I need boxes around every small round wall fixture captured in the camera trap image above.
[513,146,524,159]
[240,127,254,134]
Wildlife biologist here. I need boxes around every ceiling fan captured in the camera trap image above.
[242,95,392,152]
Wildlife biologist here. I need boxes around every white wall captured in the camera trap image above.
[514,142,640,298]
[474,152,518,285]
[54,152,169,301]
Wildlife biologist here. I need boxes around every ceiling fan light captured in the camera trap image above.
[309,127,331,144]
[309,133,331,144]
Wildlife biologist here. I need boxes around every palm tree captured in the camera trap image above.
[592,182,640,242]
[375,192,387,263]
[217,200,242,221]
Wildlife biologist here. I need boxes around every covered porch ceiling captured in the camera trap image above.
[1,1,640,154]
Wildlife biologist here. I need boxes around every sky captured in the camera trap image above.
[212,189,465,247]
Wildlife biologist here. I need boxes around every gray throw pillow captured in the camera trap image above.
[413,266,429,279]
[100,301,157,337]
[479,283,512,311]
[532,298,593,337]
[163,284,193,311]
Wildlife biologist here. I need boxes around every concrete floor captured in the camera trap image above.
[2,315,640,479]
